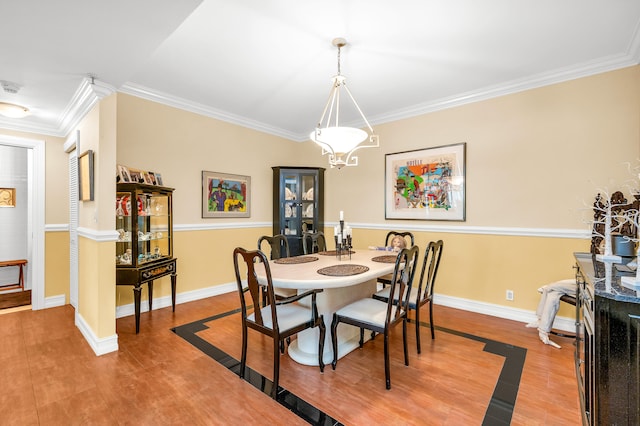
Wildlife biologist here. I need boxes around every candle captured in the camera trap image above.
[339,210,344,221]
[334,225,338,236]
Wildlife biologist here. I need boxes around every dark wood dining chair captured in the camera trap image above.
[233,247,325,399]
[258,234,290,260]
[377,231,415,288]
[257,234,297,305]
[374,240,443,353]
[302,231,327,254]
[330,245,420,389]
[550,294,577,339]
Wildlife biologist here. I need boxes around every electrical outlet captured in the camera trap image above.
[506,290,514,301]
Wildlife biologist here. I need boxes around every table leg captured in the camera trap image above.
[171,273,177,312]
[148,281,154,312]
[287,279,377,366]
[133,286,142,334]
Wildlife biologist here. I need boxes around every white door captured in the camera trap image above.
[65,131,79,308]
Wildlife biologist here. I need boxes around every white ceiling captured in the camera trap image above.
[1,0,639,141]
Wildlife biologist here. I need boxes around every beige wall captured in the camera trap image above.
[323,66,640,228]
[44,232,70,300]
[314,66,639,313]
[115,94,323,224]
[112,66,640,316]
[3,65,639,335]
[76,97,117,338]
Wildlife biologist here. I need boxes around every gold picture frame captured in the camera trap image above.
[0,188,16,207]
[78,150,94,201]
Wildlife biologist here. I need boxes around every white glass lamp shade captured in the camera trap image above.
[310,126,368,155]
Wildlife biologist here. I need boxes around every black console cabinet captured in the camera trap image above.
[574,253,640,425]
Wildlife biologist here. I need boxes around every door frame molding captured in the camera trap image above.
[64,131,79,309]
[0,134,45,310]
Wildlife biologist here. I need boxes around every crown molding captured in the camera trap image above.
[367,52,639,130]
[2,37,639,141]
[57,78,115,137]
[121,49,640,143]
[119,82,301,141]
[0,78,115,138]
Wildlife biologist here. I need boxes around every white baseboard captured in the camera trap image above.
[113,283,575,334]
[434,294,576,333]
[44,294,66,308]
[57,284,578,357]
[115,282,236,319]
[75,311,119,356]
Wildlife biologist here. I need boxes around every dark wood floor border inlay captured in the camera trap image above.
[172,310,526,426]
[429,322,527,425]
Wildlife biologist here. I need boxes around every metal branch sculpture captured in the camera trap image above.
[590,190,633,260]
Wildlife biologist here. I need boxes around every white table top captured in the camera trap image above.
[256,249,398,289]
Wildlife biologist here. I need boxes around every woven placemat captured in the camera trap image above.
[318,250,356,256]
[317,264,369,276]
[371,255,398,263]
[274,256,319,264]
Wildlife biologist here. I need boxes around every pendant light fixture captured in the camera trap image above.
[310,38,379,169]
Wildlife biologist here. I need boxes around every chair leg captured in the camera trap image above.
[318,316,326,373]
[429,299,435,340]
[359,328,364,347]
[384,330,391,390]
[240,325,248,379]
[403,318,409,367]
[331,314,339,370]
[415,305,422,354]
[272,338,280,399]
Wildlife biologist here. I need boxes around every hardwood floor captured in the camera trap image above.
[1,292,581,425]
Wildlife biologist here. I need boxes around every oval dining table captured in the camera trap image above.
[255,249,399,366]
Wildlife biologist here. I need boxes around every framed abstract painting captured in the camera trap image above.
[202,171,251,218]
[385,142,466,221]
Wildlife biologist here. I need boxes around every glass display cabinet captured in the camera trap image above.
[272,167,324,256]
[116,182,177,333]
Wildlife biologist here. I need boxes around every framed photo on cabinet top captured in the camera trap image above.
[117,165,131,183]
[78,150,94,201]
[202,170,250,218]
[128,168,143,184]
[385,142,466,221]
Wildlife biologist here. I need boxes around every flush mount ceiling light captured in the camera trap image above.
[310,38,379,169]
[0,102,30,118]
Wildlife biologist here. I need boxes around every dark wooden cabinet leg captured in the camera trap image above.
[171,273,177,312]
[133,286,142,334]
[148,281,154,312]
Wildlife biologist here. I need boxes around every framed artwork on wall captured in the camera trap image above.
[202,171,250,218]
[78,150,94,201]
[0,188,16,207]
[385,142,466,221]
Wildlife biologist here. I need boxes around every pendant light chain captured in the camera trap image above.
[310,37,379,169]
